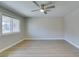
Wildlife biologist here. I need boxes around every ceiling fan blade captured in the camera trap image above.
[32,9,40,12]
[44,11,47,14]
[46,10,51,11]
[46,5,55,9]
[41,4,44,9]
[33,1,40,7]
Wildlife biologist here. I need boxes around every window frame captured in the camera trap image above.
[1,14,20,35]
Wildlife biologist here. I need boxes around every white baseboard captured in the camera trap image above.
[0,39,25,53]
[65,39,79,49]
[24,38,64,40]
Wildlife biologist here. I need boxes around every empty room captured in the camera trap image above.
[0,1,79,57]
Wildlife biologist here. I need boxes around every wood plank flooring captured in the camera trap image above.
[0,40,79,57]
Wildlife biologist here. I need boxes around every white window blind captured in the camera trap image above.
[2,15,20,34]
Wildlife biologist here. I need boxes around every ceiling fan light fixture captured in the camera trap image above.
[40,9,44,12]
[32,1,55,14]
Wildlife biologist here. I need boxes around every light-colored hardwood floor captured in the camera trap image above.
[0,40,79,57]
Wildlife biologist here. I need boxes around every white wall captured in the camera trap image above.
[25,17,64,40]
[0,6,25,52]
[64,8,79,48]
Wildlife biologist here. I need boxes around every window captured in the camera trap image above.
[12,18,20,32]
[2,15,20,34]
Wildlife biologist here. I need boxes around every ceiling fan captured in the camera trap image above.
[32,1,55,14]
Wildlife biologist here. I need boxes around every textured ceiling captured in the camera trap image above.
[0,1,79,18]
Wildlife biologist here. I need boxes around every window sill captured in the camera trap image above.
[1,32,20,36]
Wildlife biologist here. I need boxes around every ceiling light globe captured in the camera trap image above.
[40,9,44,12]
